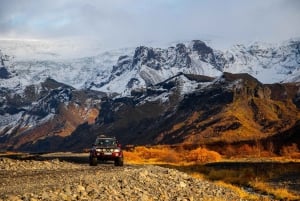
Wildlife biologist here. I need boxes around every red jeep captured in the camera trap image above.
[89,135,124,166]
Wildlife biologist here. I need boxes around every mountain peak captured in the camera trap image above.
[132,46,157,68]
[0,50,11,79]
[189,40,212,54]
[1,38,300,95]
[0,67,10,79]
[1,39,300,152]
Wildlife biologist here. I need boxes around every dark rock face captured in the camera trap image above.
[1,72,300,152]
[133,46,156,67]
[95,40,219,92]
[112,55,133,75]
[0,51,11,79]
[132,46,165,70]
[190,40,214,57]
[0,67,10,79]
[0,78,105,151]
[131,43,192,70]
[174,44,191,68]
[58,73,299,152]
[127,78,140,88]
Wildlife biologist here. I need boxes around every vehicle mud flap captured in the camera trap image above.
[89,157,98,166]
[114,157,124,166]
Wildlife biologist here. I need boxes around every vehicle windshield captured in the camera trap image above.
[95,138,116,147]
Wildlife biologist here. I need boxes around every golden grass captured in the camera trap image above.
[250,181,300,201]
[214,181,261,200]
[280,143,300,159]
[202,164,300,201]
[124,146,300,201]
[124,145,221,165]
[176,165,300,201]
[178,170,261,200]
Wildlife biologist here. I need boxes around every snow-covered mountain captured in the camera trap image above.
[0,40,134,93]
[88,39,300,95]
[221,39,300,83]
[0,39,300,96]
[90,41,222,95]
[1,38,300,151]
[2,70,300,151]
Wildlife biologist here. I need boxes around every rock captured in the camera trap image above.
[77,185,85,193]
[0,157,255,201]
[5,195,22,201]
[179,181,187,188]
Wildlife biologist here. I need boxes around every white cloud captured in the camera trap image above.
[0,0,299,49]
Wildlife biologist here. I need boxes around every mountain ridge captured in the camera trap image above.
[1,39,300,95]
[3,72,298,153]
[0,39,300,152]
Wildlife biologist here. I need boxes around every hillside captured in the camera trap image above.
[94,73,300,150]
[0,39,299,152]
[0,78,105,151]
[3,72,297,153]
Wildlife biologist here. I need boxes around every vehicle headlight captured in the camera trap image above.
[114,149,120,152]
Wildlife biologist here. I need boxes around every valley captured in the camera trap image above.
[0,153,252,201]
[0,39,299,201]
[0,152,299,200]
[0,39,300,157]
[1,1,299,200]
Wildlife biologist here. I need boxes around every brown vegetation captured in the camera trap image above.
[124,145,300,201]
[280,143,300,159]
[172,161,300,200]
[123,145,221,164]
[155,79,300,149]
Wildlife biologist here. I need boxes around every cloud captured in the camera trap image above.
[0,0,299,49]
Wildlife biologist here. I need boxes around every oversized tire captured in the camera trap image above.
[114,157,124,166]
[89,157,97,166]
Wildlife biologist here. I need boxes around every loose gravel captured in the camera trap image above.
[0,157,262,201]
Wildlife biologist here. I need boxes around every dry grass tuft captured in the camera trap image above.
[124,145,221,165]
[124,145,300,201]
[186,147,221,163]
[250,181,299,201]
[280,143,300,159]
[214,181,261,200]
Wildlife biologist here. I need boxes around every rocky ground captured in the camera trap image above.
[0,153,272,201]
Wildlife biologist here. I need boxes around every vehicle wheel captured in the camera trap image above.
[89,157,97,166]
[114,157,124,166]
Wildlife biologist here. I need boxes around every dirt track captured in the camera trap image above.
[0,153,249,201]
[0,153,297,201]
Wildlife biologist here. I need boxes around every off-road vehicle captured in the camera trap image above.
[89,135,124,166]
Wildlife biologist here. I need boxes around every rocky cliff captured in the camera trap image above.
[7,72,299,153]
[0,39,300,152]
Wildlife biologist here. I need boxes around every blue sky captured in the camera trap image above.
[0,0,299,49]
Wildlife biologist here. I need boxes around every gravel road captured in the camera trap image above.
[0,154,269,201]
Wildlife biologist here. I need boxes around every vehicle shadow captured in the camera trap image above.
[39,153,90,164]
[0,152,90,165]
